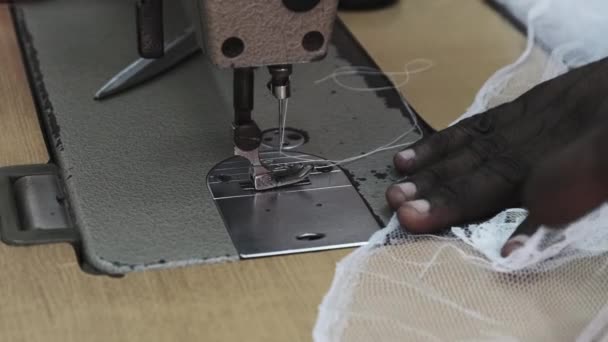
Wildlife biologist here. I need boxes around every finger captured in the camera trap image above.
[523,122,608,227]
[414,133,514,192]
[387,133,510,210]
[393,59,604,176]
[386,182,417,210]
[394,115,490,174]
[500,217,539,257]
[387,143,489,209]
[394,98,528,174]
[397,154,526,234]
[387,152,481,210]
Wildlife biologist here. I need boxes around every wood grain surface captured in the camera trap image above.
[0,5,48,167]
[0,2,524,341]
[340,0,527,129]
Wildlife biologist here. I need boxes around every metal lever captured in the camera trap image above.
[95,28,199,100]
[136,0,164,59]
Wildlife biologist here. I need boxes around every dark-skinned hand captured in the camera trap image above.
[386,56,608,257]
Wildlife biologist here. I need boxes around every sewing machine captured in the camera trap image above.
[0,0,416,273]
[0,1,532,340]
[101,0,340,191]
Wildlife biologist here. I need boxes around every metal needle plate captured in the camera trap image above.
[207,152,380,258]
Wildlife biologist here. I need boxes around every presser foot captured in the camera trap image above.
[235,148,314,191]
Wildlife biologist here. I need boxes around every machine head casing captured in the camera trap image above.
[184,0,339,68]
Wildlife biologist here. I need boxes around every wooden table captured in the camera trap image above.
[0,1,524,341]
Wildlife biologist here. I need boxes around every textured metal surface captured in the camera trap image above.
[187,0,339,68]
[16,1,239,273]
[208,152,378,257]
[16,0,418,273]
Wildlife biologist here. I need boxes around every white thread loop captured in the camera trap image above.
[314,59,435,92]
[266,59,435,168]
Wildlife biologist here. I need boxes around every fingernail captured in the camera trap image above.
[404,199,430,215]
[387,185,406,209]
[501,235,529,258]
[395,149,416,170]
[397,149,416,162]
[397,182,417,199]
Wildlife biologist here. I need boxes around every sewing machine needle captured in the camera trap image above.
[278,98,288,154]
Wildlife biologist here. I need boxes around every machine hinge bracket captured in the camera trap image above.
[0,164,79,246]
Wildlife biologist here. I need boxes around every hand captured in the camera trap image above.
[501,120,608,256]
[386,57,608,256]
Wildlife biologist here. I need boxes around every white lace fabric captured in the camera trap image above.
[315,220,608,341]
[314,0,608,340]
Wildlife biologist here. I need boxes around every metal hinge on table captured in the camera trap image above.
[0,164,79,246]
[0,165,120,276]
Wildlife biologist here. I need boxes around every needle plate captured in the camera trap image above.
[207,152,380,258]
